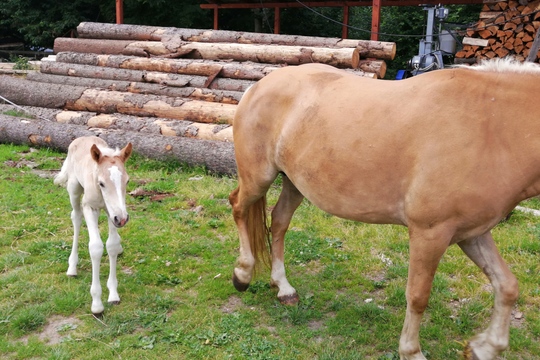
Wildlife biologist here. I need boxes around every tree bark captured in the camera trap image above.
[39,61,255,92]
[0,114,237,175]
[55,52,378,78]
[0,75,237,124]
[76,22,396,60]
[26,72,243,104]
[0,104,233,142]
[54,38,361,69]
[56,52,280,80]
[58,111,234,142]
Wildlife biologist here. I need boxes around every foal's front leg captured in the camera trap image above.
[66,184,83,277]
[82,205,105,315]
[106,217,123,305]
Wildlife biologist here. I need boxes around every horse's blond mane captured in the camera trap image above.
[457,57,540,74]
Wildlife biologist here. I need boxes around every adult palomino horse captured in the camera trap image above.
[55,136,132,315]
[229,58,540,359]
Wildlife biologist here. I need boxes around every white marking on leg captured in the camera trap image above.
[271,259,296,298]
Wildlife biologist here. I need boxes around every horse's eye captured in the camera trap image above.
[99,181,105,188]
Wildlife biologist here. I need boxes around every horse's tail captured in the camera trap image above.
[247,195,272,270]
[53,160,69,186]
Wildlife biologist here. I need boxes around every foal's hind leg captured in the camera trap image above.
[270,175,304,305]
[105,217,122,305]
[458,232,518,360]
[66,182,83,277]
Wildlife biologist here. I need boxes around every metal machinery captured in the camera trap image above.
[400,4,457,78]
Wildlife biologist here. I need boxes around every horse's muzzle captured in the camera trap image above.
[113,214,129,228]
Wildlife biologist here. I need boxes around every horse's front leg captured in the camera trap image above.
[106,217,122,305]
[399,226,450,360]
[458,232,518,360]
[270,176,304,305]
[82,205,105,315]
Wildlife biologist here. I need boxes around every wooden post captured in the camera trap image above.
[116,0,124,24]
[213,7,219,30]
[371,0,381,41]
[274,7,280,34]
[342,6,349,39]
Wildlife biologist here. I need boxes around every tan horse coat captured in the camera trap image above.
[229,59,540,359]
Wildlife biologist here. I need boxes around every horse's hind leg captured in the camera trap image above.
[270,175,304,305]
[458,232,518,360]
[229,174,276,292]
[105,216,122,305]
[66,182,83,277]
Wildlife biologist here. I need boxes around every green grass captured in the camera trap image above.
[0,143,539,359]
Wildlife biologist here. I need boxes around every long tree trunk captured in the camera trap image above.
[0,75,236,124]
[54,52,378,79]
[26,72,243,104]
[56,52,280,80]
[39,61,255,92]
[54,38,361,69]
[0,104,232,142]
[0,114,236,175]
[76,22,396,60]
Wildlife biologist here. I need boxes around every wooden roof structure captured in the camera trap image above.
[114,0,485,41]
[199,0,484,40]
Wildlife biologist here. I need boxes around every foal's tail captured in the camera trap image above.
[53,160,69,186]
[246,195,272,270]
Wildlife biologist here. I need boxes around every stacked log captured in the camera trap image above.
[455,0,540,63]
[0,22,397,174]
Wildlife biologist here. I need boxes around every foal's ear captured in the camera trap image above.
[90,144,102,163]
[120,143,133,162]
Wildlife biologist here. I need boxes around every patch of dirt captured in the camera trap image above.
[20,315,81,346]
[220,295,243,314]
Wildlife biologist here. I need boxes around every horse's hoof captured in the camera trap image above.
[232,272,249,292]
[108,300,121,305]
[67,274,77,278]
[278,292,300,306]
[92,311,104,319]
[462,342,480,360]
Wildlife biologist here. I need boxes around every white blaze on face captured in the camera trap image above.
[108,165,125,207]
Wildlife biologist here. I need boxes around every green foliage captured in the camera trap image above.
[10,55,33,70]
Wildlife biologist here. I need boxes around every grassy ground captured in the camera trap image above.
[0,143,539,360]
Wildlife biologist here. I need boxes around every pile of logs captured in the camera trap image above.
[0,22,396,174]
[455,0,540,62]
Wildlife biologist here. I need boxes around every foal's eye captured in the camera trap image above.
[99,181,105,188]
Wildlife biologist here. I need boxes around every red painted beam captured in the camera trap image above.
[116,0,124,24]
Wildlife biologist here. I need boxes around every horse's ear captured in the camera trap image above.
[90,144,102,163]
[120,143,133,162]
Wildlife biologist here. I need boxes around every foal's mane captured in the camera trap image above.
[97,145,122,158]
[457,57,540,74]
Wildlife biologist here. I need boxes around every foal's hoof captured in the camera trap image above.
[92,311,104,319]
[232,272,249,292]
[108,300,121,306]
[278,292,300,306]
[462,342,480,360]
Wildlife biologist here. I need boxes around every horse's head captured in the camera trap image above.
[91,142,133,228]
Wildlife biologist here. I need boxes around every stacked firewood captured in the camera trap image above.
[455,0,540,62]
[0,22,396,174]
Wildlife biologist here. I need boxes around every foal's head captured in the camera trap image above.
[90,143,133,228]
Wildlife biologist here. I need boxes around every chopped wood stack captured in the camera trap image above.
[0,22,396,174]
[455,0,540,63]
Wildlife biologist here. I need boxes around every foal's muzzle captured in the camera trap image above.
[113,214,129,228]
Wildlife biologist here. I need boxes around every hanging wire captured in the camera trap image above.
[292,0,540,40]
[0,94,51,122]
